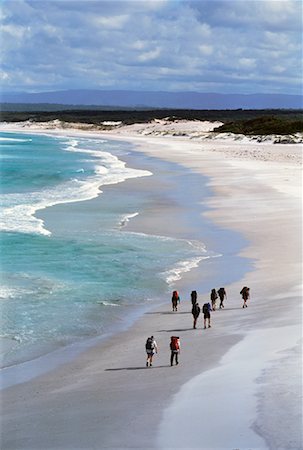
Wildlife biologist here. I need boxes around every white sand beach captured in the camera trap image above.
[0,120,302,449]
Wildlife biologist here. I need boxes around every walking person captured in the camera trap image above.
[217,287,227,309]
[191,290,197,306]
[191,301,201,329]
[145,335,158,367]
[240,286,250,308]
[210,288,218,311]
[170,336,180,366]
[171,290,180,312]
[202,302,212,329]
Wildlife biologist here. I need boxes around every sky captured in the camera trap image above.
[1,0,302,95]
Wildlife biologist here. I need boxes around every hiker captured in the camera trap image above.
[191,302,201,329]
[210,288,218,311]
[240,286,250,308]
[202,302,212,329]
[191,290,197,306]
[145,335,158,367]
[171,290,180,312]
[170,336,180,366]
[217,287,227,309]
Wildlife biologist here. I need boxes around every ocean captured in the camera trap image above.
[0,131,218,368]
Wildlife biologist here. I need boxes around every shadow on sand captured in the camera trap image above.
[145,311,190,315]
[214,307,241,311]
[105,365,169,371]
[157,328,194,332]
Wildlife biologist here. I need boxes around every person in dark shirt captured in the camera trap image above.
[191,290,197,306]
[240,287,250,308]
[191,302,201,329]
[202,302,212,328]
[217,287,227,309]
[170,336,180,366]
[171,290,180,311]
[210,288,218,311]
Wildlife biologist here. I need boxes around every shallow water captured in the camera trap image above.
[1,132,221,367]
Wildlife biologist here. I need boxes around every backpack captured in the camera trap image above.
[145,337,155,350]
[240,287,249,299]
[202,303,209,314]
[171,336,180,351]
[191,290,197,301]
[172,290,179,302]
[211,290,218,300]
[218,288,225,297]
[241,287,249,299]
[192,303,200,317]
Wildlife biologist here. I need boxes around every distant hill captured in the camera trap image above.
[1,90,302,110]
[0,103,143,112]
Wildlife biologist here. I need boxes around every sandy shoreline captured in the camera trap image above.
[0,121,302,449]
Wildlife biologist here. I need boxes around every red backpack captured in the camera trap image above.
[171,336,180,351]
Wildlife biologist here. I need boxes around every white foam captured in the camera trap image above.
[0,286,20,300]
[1,198,52,236]
[119,212,139,227]
[163,256,210,285]
[97,301,119,307]
[161,239,220,286]
[0,136,152,236]
[0,137,32,143]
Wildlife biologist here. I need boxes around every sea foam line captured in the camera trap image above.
[0,135,152,236]
[159,237,220,286]
[118,212,139,228]
[163,255,211,286]
[0,137,32,143]
[97,301,119,307]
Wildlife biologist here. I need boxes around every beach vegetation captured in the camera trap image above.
[214,116,303,135]
[0,107,302,135]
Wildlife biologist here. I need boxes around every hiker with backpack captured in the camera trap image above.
[202,302,212,329]
[217,287,227,309]
[191,302,201,329]
[190,290,197,306]
[171,290,180,312]
[145,335,158,367]
[210,288,218,311]
[170,336,180,366]
[240,286,250,308]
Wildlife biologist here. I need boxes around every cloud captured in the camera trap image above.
[137,48,162,63]
[92,14,130,29]
[189,0,301,31]
[0,0,302,94]
[0,70,10,80]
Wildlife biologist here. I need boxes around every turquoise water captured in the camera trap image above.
[0,132,212,367]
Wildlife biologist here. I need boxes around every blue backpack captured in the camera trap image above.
[203,303,209,314]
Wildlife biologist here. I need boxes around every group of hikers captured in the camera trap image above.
[145,286,250,367]
[190,287,227,330]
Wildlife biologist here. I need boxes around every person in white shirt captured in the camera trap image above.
[145,335,158,367]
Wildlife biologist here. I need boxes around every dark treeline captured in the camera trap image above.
[0,106,302,135]
[216,116,303,135]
